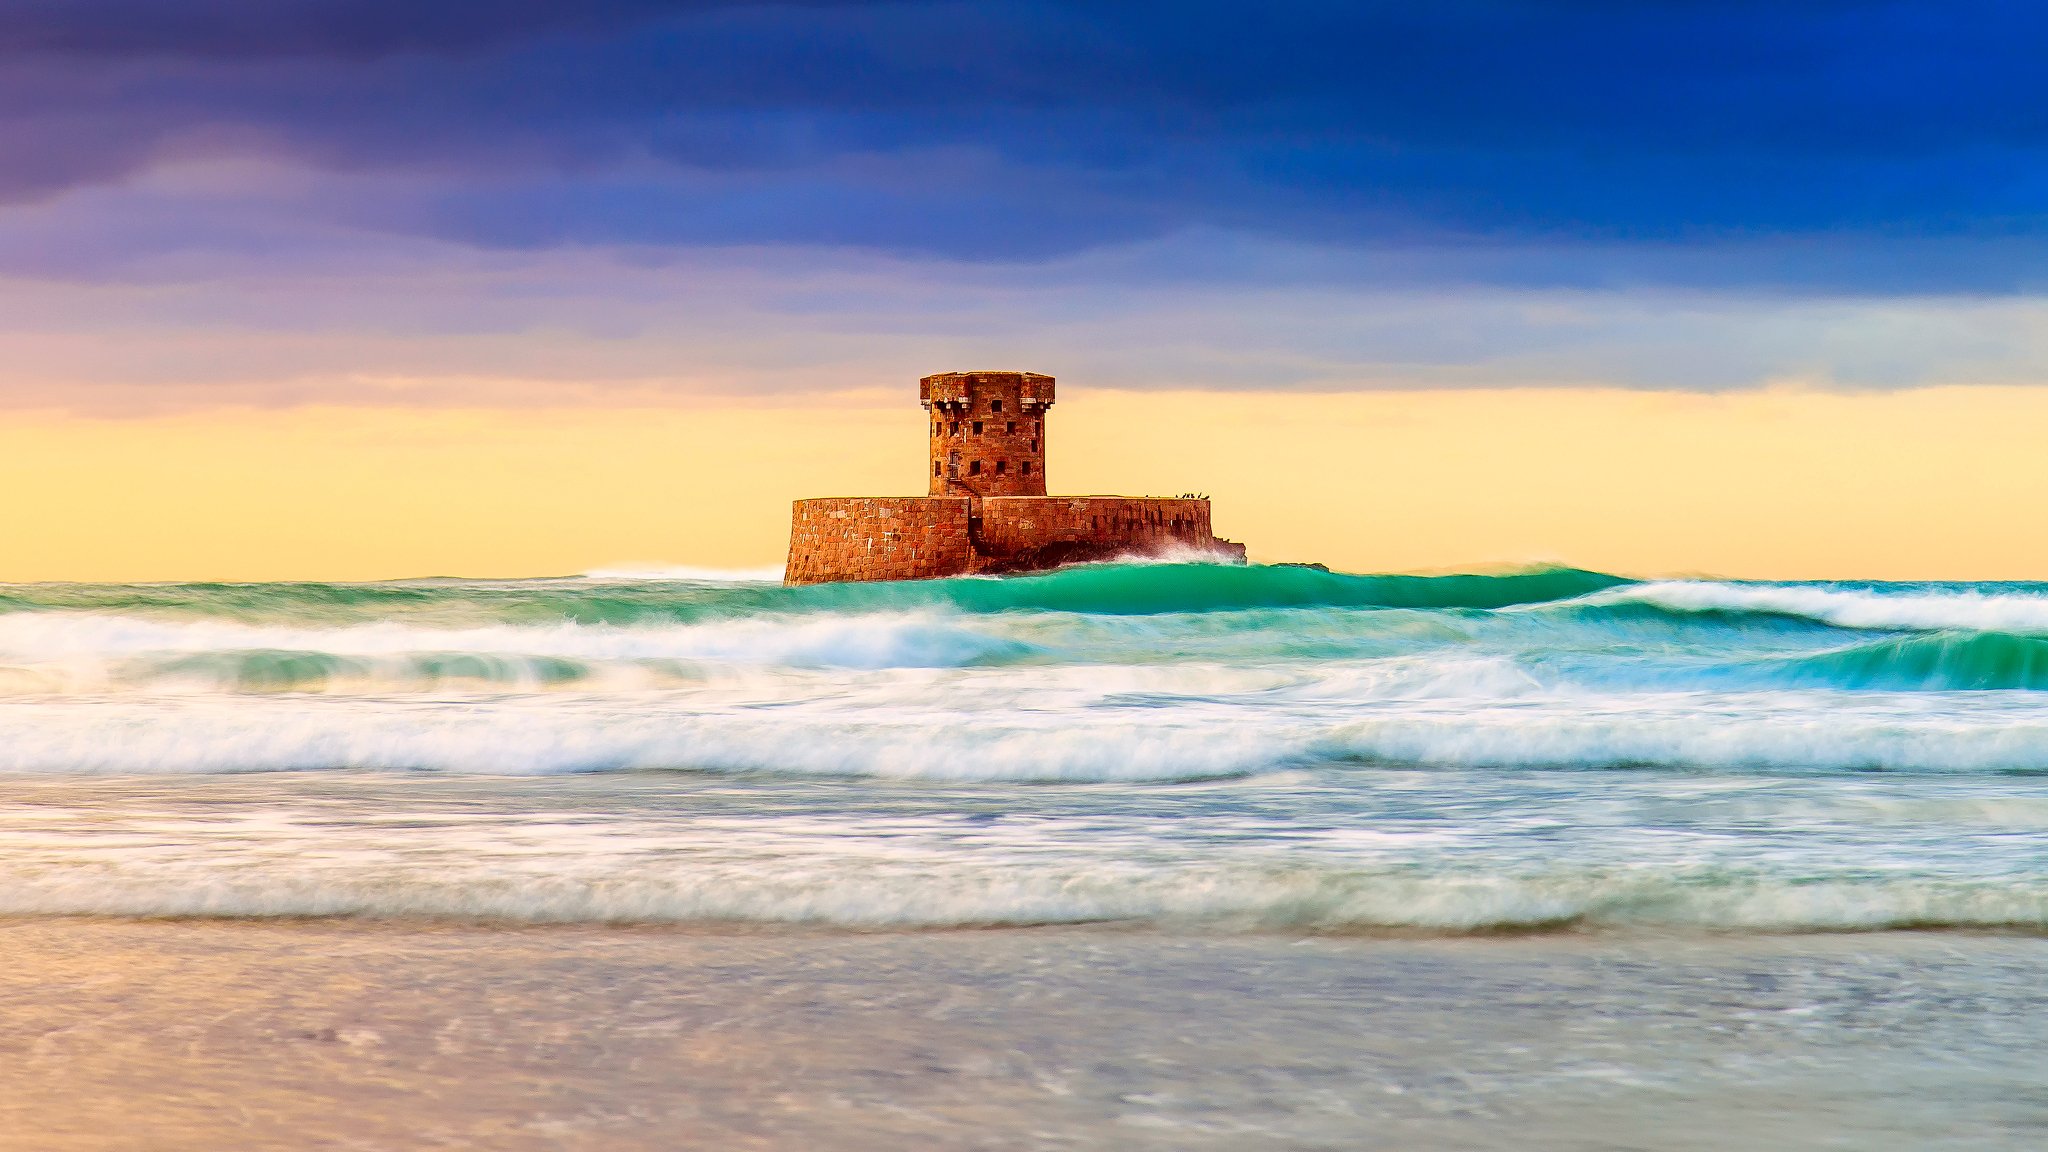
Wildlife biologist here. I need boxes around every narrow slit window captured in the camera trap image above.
[1021,461,1032,475]
[934,461,941,476]
[1006,421,1015,434]
[1030,439,1038,452]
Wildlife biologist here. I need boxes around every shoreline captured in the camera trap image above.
[1,920,2042,1150]
[2,911,2048,942]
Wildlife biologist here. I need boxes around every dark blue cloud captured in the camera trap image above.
[4,1,2047,286]
[0,1,714,59]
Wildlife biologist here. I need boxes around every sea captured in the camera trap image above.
[0,561,2043,1149]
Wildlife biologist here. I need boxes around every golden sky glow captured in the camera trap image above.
[2,385,2043,583]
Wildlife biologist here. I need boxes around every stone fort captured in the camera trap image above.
[786,370,1245,584]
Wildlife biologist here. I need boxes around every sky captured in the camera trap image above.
[4,0,2047,579]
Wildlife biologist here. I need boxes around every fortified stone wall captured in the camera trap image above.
[787,495,1243,584]
[975,497,1233,571]
[786,497,972,585]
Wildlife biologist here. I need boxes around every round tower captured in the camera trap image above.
[920,371,1054,498]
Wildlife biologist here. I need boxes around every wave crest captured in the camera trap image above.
[0,610,1034,686]
[0,699,1285,780]
[1772,631,2048,691]
[1,860,2039,933]
[1591,580,2048,636]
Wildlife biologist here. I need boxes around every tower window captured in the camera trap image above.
[969,460,982,475]
[991,399,1003,413]
[1021,461,1032,475]
[972,421,983,435]
[950,421,959,434]
[934,461,941,476]
[1033,421,1041,433]
[995,460,1006,474]
[1030,439,1038,451]
[1006,421,1015,434]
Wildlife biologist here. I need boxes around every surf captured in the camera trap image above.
[1580,579,2048,635]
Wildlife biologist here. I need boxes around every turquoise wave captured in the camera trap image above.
[783,562,1632,616]
[138,651,595,694]
[13,565,2048,696]
[1771,631,2048,692]
[0,563,1633,624]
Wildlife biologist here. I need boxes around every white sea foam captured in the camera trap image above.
[0,854,2036,932]
[1599,580,2048,635]
[0,609,1025,674]
[0,696,1293,780]
[0,608,1545,698]
[0,686,2039,778]
[1318,698,2048,774]
[1279,655,1546,702]
[1087,543,1247,566]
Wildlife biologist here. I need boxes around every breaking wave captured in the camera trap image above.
[0,563,1630,624]
[3,563,2048,941]
[1591,579,2048,635]
[0,699,1286,780]
[1769,631,2048,691]
[0,610,1036,689]
[883,562,1631,615]
[0,692,2040,778]
[0,860,2040,934]
[1317,707,2048,775]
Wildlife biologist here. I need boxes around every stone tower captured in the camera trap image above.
[920,371,1055,498]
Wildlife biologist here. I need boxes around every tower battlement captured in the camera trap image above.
[787,371,1243,584]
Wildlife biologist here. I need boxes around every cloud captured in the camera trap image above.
[3,2,2046,269]
[0,1,702,60]
[8,222,2048,414]
[4,2,2048,409]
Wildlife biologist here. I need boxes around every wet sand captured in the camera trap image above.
[0,921,2042,1150]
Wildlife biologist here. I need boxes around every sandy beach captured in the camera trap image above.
[1,920,2042,1151]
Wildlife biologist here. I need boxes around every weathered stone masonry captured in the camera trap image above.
[788,371,1245,585]
[784,497,973,585]
[923,370,1053,498]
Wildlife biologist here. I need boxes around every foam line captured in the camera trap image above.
[1597,580,2048,635]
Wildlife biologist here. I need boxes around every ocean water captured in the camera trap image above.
[1,561,2045,932]
[3,561,2046,1147]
